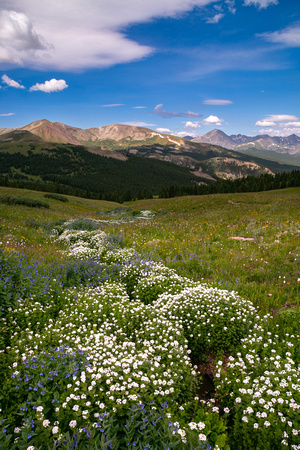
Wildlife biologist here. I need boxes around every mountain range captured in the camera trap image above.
[0,120,299,189]
[0,119,189,149]
[193,129,300,166]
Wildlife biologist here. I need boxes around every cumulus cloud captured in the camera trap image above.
[0,112,15,116]
[284,121,300,127]
[256,114,300,136]
[0,9,48,65]
[206,13,224,24]
[243,0,278,9]
[259,23,300,47]
[203,99,233,105]
[29,78,68,92]
[153,104,202,119]
[1,74,24,88]
[156,127,171,133]
[175,131,191,137]
[258,127,300,137]
[0,46,20,64]
[255,120,276,127]
[0,0,217,70]
[0,10,46,51]
[203,115,224,126]
[184,121,201,129]
[268,114,299,122]
[255,115,298,126]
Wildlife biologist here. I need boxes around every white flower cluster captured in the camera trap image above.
[215,326,300,448]
[153,283,259,352]
[4,223,285,449]
[56,230,108,259]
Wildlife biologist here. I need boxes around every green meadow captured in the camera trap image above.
[0,186,299,449]
[119,189,300,312]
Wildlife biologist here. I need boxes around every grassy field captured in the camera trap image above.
[0,186,299,449]
[2,185,298,311]
[119,189,300,312]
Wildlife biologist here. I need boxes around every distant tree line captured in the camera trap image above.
[0,145,196,202]
[159,170,300,198]
[0,175,155,203]
[0,144,299,202]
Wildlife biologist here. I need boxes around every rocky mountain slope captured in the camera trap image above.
[1,119,298,182]
[193,129,300,158]
[12,120,189,150]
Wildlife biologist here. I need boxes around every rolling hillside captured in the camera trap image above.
[0,120,299,200]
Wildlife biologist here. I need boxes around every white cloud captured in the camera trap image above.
[156,127,171,133]
[123,121,156,127]
[225,0,236,14]
[284,122,300,127]
[203,99,233,105]
[206,13,224,24]
[0,112,15,116]
[153,103,202,118]
[268,114,299,122]
[29,78,68,92]
[100,104,124,107]
[174,130,199,137]
[176,131,190,137]
[0,9,47,64]
[203,115,224,126]
[0,10,46,51]
[256,114,300,136]
[0,0,217,70]
[243,0,278,9]
[255,120,276,127]
[132,106,147,109]
[184,121,201,129]
[258,127,300,137]
[1,74,25,88]
[0,46,20,64]
[260,23,300,47]
[256,114,299,125]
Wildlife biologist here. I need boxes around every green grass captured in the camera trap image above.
[0,186,121,261]
[114,188,300,312]
[0,186,299,311]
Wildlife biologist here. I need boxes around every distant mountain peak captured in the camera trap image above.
[192,129,234,149]
[207,129,228,136]
[1,120,299,160]
[192,129,300,156]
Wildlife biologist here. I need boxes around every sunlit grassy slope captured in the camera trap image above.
[1,186,299,311]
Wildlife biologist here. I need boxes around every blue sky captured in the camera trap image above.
[0,0,300,137]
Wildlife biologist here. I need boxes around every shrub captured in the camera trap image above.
[104,233,125,250]
[44,193,69,202]
[65,218,99,231]
[0,195,49,208]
